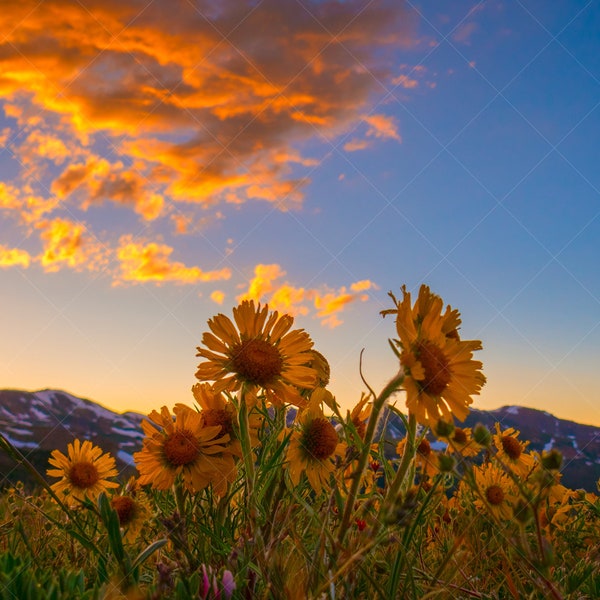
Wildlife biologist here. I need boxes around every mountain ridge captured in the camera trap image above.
[1,388,599,492]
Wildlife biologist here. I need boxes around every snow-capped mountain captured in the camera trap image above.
[381,404,600,493]
[1,389,599,493]
[0,389,145,488]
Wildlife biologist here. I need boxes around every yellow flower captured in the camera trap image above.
[445,427,481,458]
[111,488,149,543]
[134,404,236,495]
[47,439,119,505]
[492,424,535,478]
[396,437,440,479]
[191,382,262,457]
[286,388,345,494]
[473,463,518,520]
[195,300,317,408]
[385,285,486,426]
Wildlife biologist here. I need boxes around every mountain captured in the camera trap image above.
[1,389,599,493]
[380,405,600,493]
[0,389,145,489]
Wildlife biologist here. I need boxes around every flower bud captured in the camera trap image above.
[472,424,491,447]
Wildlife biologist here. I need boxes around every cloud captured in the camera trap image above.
[37,218,106,272]
[210,290,226,305]
[0,0,413,215]
[363,114,402,141]
[115,236,231,285]
[0,245,31,268]
[52,157,164,220]
[238,263,377,327]
[343,139,371,152]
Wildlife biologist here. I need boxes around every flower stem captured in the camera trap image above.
[238,386,256,519]
[337,370,404,545]
[378,411,417,526]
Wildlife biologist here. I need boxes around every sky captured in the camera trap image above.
[1,0,599,427]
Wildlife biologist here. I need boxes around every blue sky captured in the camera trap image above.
[1,0,599,426]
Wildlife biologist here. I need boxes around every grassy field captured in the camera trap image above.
[1,289,598,599]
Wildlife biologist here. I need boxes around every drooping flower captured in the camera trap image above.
[47,439,119,505]
[397,436,440,479]
[195,300,317,408]
[384,285,486,426]
[492,423,535,478]
[285,388,345,494]
[191,382,262,457]
[134,404,236,495]
[445,427,481,458]
[473,463,518,520]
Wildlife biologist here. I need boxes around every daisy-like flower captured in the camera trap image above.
[384,285,486,426]
[286,388,346,495]
[348,393,372,440]
[445,427,481,458]
[195,300,317,408]
[110,481,150,543]
[473,463,518,521]
[134,404,236,495]
[397,437,440,479]
[47,439,119,505]
[492,423,535,478]
[191,382,262,458]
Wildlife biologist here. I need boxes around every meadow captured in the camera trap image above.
[1,285,599,599]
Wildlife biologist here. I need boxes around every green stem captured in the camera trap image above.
[337,370,404,545]
[377,411,417,527]
[238,385,256,520]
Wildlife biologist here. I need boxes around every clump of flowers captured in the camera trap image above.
[133,403,236,495]
[383,284,486,426]
[0,285,596,600]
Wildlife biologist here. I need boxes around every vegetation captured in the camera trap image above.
[1,286,599,599]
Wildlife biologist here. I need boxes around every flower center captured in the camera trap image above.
[453,428,468,444]
[486,484,505,506]
[416,341,452,395]
[163,429,200,466]
[501,435,522,460]
[203,408,234,437]
[68,461,99,489]
[301,417,338,460]
[111,495,137,525]
[231,338,283,386]
[417,439,432,457]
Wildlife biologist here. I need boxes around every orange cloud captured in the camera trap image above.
[210,290,226,305]
[0,245,31,268]
[238,263,377,327]
[52,158,164,220]
[115,236,231,285]
[37,218,105,273]
[344,139,371,152]
[0,0,414,213]
[363,114,402,141]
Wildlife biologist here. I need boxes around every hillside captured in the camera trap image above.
[1,389,599,492]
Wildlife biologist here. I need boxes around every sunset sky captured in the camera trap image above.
[1,0,599,427]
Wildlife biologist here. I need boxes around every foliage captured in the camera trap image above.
[1,289,599,599]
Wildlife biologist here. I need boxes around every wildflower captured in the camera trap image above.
[492,424,535,477]
[47,439,118,505]
[445,427,480,457]
[384,285,486,426]
[195,300,317,408]
[348,393,372,440]
[134,404,236,495]
[191,382,261,458]
[473,463,517,520]
[286,388,345,494]
[110,479,149,543]
[397,437,439,479]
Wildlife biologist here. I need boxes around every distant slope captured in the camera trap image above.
[0,389,145,488]
[1,389,599,492]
